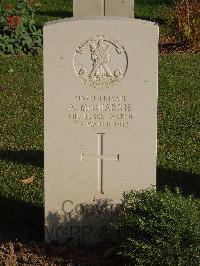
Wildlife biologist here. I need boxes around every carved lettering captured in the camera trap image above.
[68,95,134,129]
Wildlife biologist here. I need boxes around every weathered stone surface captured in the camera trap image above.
[44,17,158,244]
[73,0,104,17]
[105,0,133,17]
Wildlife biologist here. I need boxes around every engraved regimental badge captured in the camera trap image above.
[73,35,128,88]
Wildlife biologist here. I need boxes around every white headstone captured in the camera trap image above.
[74,0,134,17]
[105,0,133,17]
[73,0,104,17]
[44,2,158,244]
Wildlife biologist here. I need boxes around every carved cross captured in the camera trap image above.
[81,133,119,195]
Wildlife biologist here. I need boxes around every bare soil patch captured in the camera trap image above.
[0,241,122,265]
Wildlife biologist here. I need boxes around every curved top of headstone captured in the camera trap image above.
[44,17,157,28]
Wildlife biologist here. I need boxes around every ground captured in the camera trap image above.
[0,241,124,265]
[0,0,199,265]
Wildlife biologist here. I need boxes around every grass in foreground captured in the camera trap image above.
[158,53,200,197]
[0,54,44,240]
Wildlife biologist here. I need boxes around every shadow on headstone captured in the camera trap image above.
[157,168,200,198]
[0,149,44,168]
[45,199,122,245]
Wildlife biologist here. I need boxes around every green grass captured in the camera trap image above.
[0,54,43,206]
[0,0,199,240]
[158,54,200,173]
[158,54,200,197]
[0,54,44,240]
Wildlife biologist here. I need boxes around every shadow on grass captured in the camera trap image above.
[37,10,73,19]
[0,196,43,241]
[38,10,166,26]
[0,150,43,168]
[157,168,200,198]
[0,148,199,241]
[135,0,174,6]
